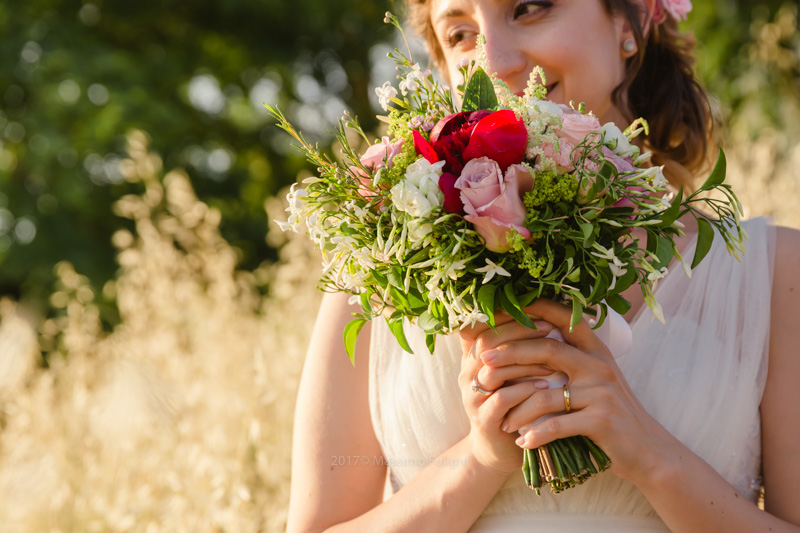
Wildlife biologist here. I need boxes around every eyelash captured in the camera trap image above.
[513,0,553,19]
[444,0,553,50]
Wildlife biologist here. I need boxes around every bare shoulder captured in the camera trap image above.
[773,225,800,292]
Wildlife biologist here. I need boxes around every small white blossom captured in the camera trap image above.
[375,81,398,111]
[443,259,468,281]
[474,258,511,284]
[600,123,638,159]
[407,219,432,249]
[399,65,429,95]
[458,307,490,329]
[639,165,668,189]
[591,244,628,291]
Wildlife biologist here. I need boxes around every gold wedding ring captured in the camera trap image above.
[563,384,571,413]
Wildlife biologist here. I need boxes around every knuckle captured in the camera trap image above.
[543,416,561,435]
[533,389,552,409]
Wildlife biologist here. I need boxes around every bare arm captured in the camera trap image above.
[632,226,800,531]
[286,292,539,533]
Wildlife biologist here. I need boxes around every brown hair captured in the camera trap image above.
[402,0,715,187]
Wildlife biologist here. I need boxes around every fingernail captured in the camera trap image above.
[518,423,534,434]
[501,420,509,432]
[533,379,550,390]
[515,435,526,446]
[533,320,552,332]
[481,349,498,364]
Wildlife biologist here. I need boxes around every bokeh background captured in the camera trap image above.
[0,0,797,531]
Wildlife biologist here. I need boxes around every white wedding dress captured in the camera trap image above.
[368,218,775,532]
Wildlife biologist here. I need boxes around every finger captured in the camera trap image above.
[515,409,598,449]
[472,319,554,355]
[477,363,556,391]
[459,311,518,342]
[480,335,592,377]
[522,299,611,355]
[504,384,593,434]
[476,380,546,427]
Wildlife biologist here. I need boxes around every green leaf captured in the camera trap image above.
[570,298,584,333]
[691,217,715,269]
[388,319,414,354]
[579,222,595,248]
[387,267,404,290]
[654,235,674,270]
[461,67,498,112]
[344,318,367,365]
[606,294,632,316]
[418,310,443,333]
[698,149,726,191]
[518,289,540,307]
[425,334,436,355]
[499,284,535,329]
[658,186,683,226]
[477,283,497,327]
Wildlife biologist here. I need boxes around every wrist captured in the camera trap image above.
[464,431,521,480]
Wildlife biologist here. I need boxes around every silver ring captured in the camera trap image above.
[471,374,496,395]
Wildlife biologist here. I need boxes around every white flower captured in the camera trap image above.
[458,307,490,329]
[375,81,398,111]
[529,98,563,119]
[443,259,468,281]
[390,158,445,217]
[407,219,432,248]
[399,65,429,95]
[591,244,628,291]
[474,258,511,284]
[600,123,638,159]
[639,165,668,189]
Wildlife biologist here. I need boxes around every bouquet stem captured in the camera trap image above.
[522,436,611,494]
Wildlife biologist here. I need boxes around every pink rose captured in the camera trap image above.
[557,110,602,147]
[359,136,405,171]
[541,140,577,172]
[661,0,691,22]
[455,158,534,253]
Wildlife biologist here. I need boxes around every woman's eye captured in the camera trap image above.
[446,29,477,49]
[513,0,552,19]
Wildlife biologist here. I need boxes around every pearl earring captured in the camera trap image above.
[623,39,636,54]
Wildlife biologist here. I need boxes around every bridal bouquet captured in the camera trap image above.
[268,15,744,494]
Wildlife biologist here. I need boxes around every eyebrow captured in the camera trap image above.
[434,8,466,25]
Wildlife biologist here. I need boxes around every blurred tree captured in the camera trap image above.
[0,0,391,319]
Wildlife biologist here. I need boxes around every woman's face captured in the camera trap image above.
[430,0,636,125]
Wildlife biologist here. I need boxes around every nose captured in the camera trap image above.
[481,28,529,90]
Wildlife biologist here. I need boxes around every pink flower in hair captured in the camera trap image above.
[657,0,692,23]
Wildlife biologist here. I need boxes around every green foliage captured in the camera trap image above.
[0,0,391,319]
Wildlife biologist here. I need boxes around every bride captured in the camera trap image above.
[286,1,800,531]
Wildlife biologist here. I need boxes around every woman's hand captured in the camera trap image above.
[458,313,557,477]
[480,299,677,484]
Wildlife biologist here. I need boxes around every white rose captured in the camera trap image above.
[600,123,638,159]
[529,98,563,119]
[391,181,441,218]
[392,158,444,217]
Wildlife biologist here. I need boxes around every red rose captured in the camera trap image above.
[437,172,464,215]
[428,110,492,174]
[412,130,439,164]
[462,109,528,172]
